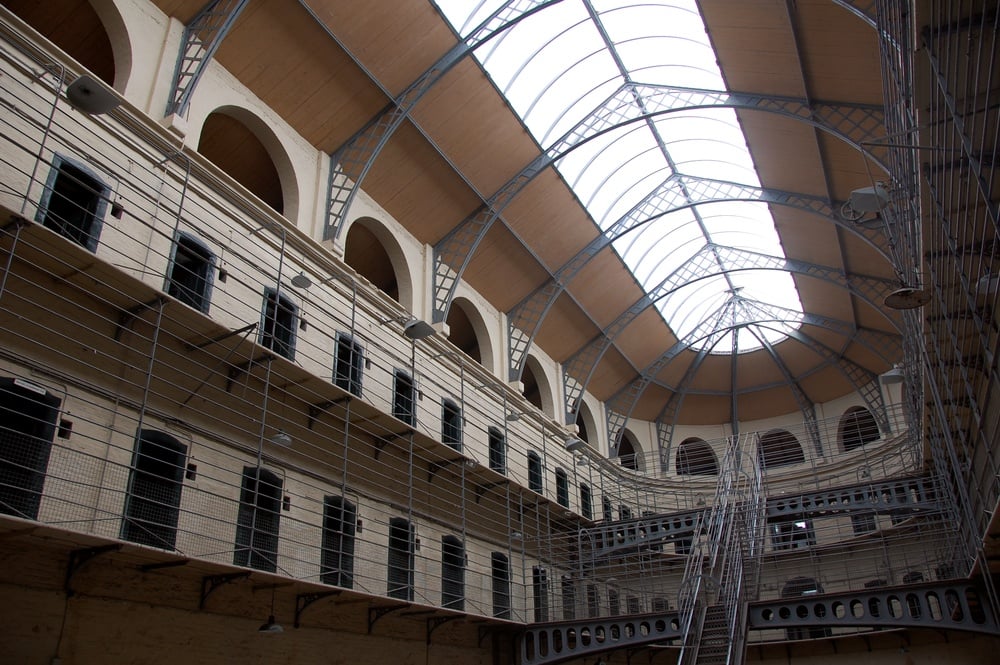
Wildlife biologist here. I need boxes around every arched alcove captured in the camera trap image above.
[757,429,805,470]
[839,406,880,452]
[197,110,285,215]
[6,0,116,86]
[446,297,494,373]
[617,429,644,472]
[576,401,600,450]
[521,355,554,418]
[344,222,398,302]
[676,437,719,476]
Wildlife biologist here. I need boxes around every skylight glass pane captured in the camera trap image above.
[434,0,804,354]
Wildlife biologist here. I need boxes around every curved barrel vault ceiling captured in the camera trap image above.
[147,0,902,428]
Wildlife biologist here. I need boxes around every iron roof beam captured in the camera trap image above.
[506,173,894,381]
[432,83,887,323]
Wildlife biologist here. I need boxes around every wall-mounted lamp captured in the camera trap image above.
[841,183,889,220]
[290,271,312,288]
[510,531,523,541]
[880,364,904,385]
[506,411,523,422]
[65,74,120,115]
[269,429,292,446]
[564,437,586,453]
[381,315,435,341]
[884,286,931,310]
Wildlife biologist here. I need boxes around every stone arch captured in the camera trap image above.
[839,406,881,452]
[196,106,299,220]
[446,296,495,374]
[521,354,555,418]
[6,0,126,88]
[342,215,415,309]
[757,429,805,470]
[617,428,644,472]
[575,400,600,451]
[675,437,719,476]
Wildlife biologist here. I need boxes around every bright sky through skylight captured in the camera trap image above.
[434,0,804,353]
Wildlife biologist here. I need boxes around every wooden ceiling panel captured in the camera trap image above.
[771,207,844,269]
[568,251,648,329]
[632,383,675,422]
[793,1,884,104]
[362,123,481,242]
[462,226,549,312]
[503,173,600,270]
[414,61,541,196]
[794,277,855,322]
[699,0,804,97]
[611,308,678,370]
[799,366,854,403]
[586,347,641,403]
[150,0,205,23]
[677,394,734,425]
[303,0,454,94]
[212,1,387,152]
[736,387,801,422]
[532,293,602,363]
[740,114,828,194]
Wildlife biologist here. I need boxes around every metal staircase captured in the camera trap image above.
[677,433,766,665]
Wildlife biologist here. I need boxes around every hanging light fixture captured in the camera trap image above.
[258,587,284,634]
[880,364,905,385]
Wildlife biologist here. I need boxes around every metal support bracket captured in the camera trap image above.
[114,297,164,342]
[368,603,409,633]
[225,353,272,392]
[199,571,250,609]
[294,590,341,628]
[184,322,257,351]
[427,615,462,644]
[373,431,409,460]
[428,457,464,482]
[475,481,506,504]
[308,397,350,430]
[64,544,121,596]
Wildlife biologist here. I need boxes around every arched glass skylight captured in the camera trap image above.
[434,0,804,353]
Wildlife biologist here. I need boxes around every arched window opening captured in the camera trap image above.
[579,483,593,520]
[121,429,186,549]
[197,112,283,213]
[757,429,805,469]
[166,233,215,313]
[521,362,543,411]
[781,577,830,639]
[234,467,282,572]
[441,535,465,610]
[0,378,61,520]
[387,517,414,600]
[343,223,399,301]
[441,399,462,452]
[6,1,115,85]
[321,495,356,588]
[333,333,364,396]
[617,431,643,471]
[38,155,109,252]
[527,451,543,494]
[392,370,416,426]
[555,468,569,508]
[492,552,511,618]
[488,427,506,474]
[576,412,591,445]
[445,300,482,364]
[840,407,880,452]
[675,438,719,476]
[260,288,297,360]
